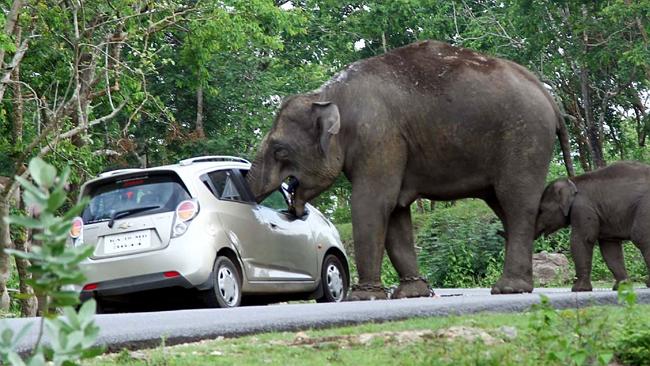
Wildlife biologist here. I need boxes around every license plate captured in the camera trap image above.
[104,230,152,254]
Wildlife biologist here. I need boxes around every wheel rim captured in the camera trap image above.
[217,266,239,306]
[326,263,344,301]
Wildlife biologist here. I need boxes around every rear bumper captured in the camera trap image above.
[80,271,199,300]
[78,227,220,290]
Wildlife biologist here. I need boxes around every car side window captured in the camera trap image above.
[206,170,242,201]
[261,190,289,211]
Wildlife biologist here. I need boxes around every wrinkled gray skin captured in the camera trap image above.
[247,40,564,299]
[536,161,650,291]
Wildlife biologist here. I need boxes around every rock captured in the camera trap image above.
[294,331,310,342]
[129,350,148,360]
[498,326,518,340]
[533,251,572,286]
[434,326,500,345]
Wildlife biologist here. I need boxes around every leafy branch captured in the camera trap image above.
[1,158,102,365]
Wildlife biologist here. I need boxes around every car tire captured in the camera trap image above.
[316,255,348,303]
[203,256,242,308]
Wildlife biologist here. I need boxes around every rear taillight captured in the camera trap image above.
[176,200,198,222]
[172,200,199,237]
[83,283,98,291]
[70,217,83,239]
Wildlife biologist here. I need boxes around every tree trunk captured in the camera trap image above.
[0,198,13,311]
[579,64,606,168]
[632,92,648,147]
[416,199,425,214]
[564,98,592,171]
[572,124,592,172]
[195,86,205,138]
[14,187,36,316]
[9,40,36,315]
[0,0,24,71]
[10,25,23,145]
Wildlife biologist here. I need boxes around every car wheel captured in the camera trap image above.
[203,256,242,308]
[317,255,348,303]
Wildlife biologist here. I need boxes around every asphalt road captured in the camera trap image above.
[6,287,650,353]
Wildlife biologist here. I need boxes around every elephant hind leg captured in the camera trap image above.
[490,184,541,294]
[386,206,431,299]
[598,239,627,290]
[631,196,650,287]
[484,194,507,239]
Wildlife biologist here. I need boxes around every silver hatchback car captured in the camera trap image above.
[72,156,349,310]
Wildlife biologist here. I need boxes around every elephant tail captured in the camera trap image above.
[556,108,576,177]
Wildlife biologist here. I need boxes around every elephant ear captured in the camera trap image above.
[312,101,340,155]
[557,179,578,217]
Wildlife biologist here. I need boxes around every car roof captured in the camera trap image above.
[81,156,252,190]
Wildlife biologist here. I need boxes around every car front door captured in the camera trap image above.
[256,189,319,280]
[204,169,318,282]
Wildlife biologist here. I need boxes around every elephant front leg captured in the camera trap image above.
[571,231,596,292]
[630,239,650,288]
[386,206,432,299]
[346,189,393,301]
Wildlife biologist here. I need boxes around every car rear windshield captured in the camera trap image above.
[81,173,192,224]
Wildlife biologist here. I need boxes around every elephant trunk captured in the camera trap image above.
[246,152,280,203]
[246,157,264,203]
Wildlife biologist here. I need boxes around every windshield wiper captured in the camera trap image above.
[107,205,161,228]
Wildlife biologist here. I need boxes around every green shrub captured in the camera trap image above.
[528,295,614,365]
[535,228,571,253]
[614,282,650,366]
[615,330,650,366]
[416,200,504,288]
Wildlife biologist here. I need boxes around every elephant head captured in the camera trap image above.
[535,179,578,238]
[247,94,345,217]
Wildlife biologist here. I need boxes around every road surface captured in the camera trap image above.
[5,287,650,353]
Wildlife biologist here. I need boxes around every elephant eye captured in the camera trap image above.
[274,149,289,161]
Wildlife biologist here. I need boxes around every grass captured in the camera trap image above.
[88,303,650,366]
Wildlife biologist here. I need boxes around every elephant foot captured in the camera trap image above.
[345,283,387,301]
[392,277,433,299]
[612,279,628,291]
[571,279,593,292]
[491,276,533,295]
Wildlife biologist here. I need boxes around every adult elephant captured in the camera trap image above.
[247,40,572,299]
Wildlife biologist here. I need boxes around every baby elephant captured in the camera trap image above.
[535,161,650,291]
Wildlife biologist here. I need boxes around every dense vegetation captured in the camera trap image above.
[0,0,648,316]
